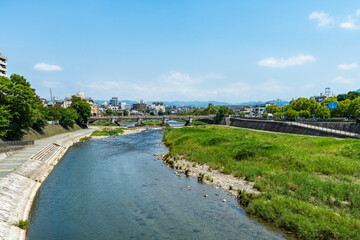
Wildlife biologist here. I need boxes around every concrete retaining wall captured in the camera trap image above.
[223,118,354,138]
[305,122,360,134]
[0,129,94,240]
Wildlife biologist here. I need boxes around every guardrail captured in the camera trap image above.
[0,141,34,153]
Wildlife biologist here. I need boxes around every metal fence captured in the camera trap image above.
[0,140,34,153]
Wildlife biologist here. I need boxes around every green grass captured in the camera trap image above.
[143,120,162,125]
[163,125,360,240]
[91,128,125,137]
[89,121,118,126]
[79,136,92,142]
[192,120,205,125]
[13,219,28,229]
[21,124,82,141]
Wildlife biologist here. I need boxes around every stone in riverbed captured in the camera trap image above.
[222,199,226,202]
[204,194,208,197]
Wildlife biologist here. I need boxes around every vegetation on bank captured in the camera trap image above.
[13,219,28,230]
[21,124,82,141]
[163,125,360,239]
[178,105,234,119]
[0,74,91,140]
[89,121,118,126]
[192,120,205,125]
[267,94,360,120]
[142,120,162,125]
[91,128,125,136]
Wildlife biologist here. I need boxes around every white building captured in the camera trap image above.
[0,53,7,77]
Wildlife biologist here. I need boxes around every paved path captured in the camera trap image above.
[0,128,94,179]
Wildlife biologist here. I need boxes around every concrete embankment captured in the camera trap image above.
[0,128,95,240]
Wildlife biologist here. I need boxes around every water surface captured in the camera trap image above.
[27,129,287,240]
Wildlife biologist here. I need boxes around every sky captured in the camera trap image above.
[1,0,360,103]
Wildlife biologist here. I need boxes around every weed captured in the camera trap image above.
[198,173,205,182]
[13,220,28,230]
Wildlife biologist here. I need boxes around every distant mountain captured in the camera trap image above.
[356,89,360,93]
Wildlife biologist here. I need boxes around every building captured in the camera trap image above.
[310,87,334,103]
[120,102,131,111]
[0,53,7,77]
[133,100,147,111]
[64,97,72,108]
[110,97,118,106]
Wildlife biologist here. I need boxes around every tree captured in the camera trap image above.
[315,106,331,118]
[298,110,311,118]
[337,99,351,117]
[158,110,165,116]
[0,74,45,139]
[58,107,78,128]
[123,110,129,116]
[150,111,155,116]
[46,107,62,121]
[290,98,319,115]
[0,106,10,137]
[70,95,91,127]
[284,108,298,120]
[165,109,172,115]
[105,109,113,116]
[348,97,360,118]
[337,91,360,101]
[266,105,280,114]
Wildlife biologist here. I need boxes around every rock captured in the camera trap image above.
[204,194,209,197]
[215,194,219,196]
[187,186,190,188]
[234,205,239,207]
[222,199,226,202]
[215,187,219,189]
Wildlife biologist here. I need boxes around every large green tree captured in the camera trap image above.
[0,75,46,139]
[348,97,360,118]
[70,95,91,127]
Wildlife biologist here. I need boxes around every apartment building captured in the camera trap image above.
[0,53,7,77]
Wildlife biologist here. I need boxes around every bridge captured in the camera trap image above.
[88,115,216,126]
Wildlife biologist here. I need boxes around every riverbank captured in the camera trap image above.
[162,125,360,240]
[0,127,143,240]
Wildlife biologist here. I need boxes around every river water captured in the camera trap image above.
[26,128,288,240]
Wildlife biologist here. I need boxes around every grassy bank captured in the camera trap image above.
[21,124,82,141]
[91,128,125,136]
[163,125,360,240]
[143,121,162,126]
[89,121,118,126]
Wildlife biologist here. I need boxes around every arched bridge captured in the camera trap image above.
[88,115,216,126]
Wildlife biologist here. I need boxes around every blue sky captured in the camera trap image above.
[1,0,360,103]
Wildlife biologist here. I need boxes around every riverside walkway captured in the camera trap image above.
[0,128,94,179]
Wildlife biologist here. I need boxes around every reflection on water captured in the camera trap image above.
[27,129,287,240]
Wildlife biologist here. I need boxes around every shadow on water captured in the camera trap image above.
[27,128,288,240]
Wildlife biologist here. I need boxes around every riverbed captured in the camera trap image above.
[26,128,288,240]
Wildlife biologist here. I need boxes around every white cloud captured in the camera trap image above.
[340,15,360,30]
[331,76,354,84]
[309,11,334,27]
[340,21,359,30]
[258,55,315,68]
[337,63,358,70]
[34,62,62,71]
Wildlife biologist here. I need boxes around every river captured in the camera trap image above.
[26,128,288,240]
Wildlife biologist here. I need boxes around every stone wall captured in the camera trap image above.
[222,118,355,138]
[304,122,360,134]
